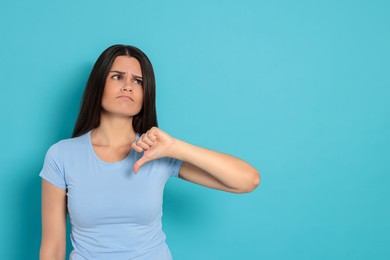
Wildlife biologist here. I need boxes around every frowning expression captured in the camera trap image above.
[101,56,144,117]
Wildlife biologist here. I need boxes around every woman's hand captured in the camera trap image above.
[131,127,260,193]
[131,127,175,173]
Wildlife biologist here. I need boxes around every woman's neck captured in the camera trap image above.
[92,113,136,147]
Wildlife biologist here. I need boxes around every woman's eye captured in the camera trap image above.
[133,78,143,85]
[112,75,123,80]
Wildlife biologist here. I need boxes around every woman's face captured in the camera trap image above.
[101,56,144,118]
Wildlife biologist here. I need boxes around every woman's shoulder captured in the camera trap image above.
[51,131,90,153]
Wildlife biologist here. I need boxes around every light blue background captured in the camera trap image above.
[1,0,389,259]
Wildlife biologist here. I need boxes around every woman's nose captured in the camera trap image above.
[121,83,133,92]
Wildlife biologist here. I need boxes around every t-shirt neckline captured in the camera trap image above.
[87,130,139,166]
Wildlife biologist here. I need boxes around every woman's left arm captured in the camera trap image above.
[175,139,260,193]
[132,127,260,193]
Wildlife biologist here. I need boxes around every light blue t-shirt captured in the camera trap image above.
[39,130,183,260]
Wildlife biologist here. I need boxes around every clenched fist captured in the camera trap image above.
[131,127,176,173]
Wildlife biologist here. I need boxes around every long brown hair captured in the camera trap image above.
[72,44,158,137]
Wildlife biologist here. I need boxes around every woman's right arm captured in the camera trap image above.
[40,179,67,260]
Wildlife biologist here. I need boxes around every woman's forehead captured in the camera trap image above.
[110,56,142,75]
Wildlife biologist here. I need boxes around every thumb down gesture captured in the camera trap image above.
[131,127,175,173]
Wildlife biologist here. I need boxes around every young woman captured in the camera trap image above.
[39,44,260,260]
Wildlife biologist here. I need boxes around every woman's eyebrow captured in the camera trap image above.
[109,70,126,74]
[109,70,142,79]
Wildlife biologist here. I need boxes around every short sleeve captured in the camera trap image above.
[167,158,183,178]
[39,143,67,190]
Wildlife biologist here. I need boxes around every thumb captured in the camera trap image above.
[134,155,150,173]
